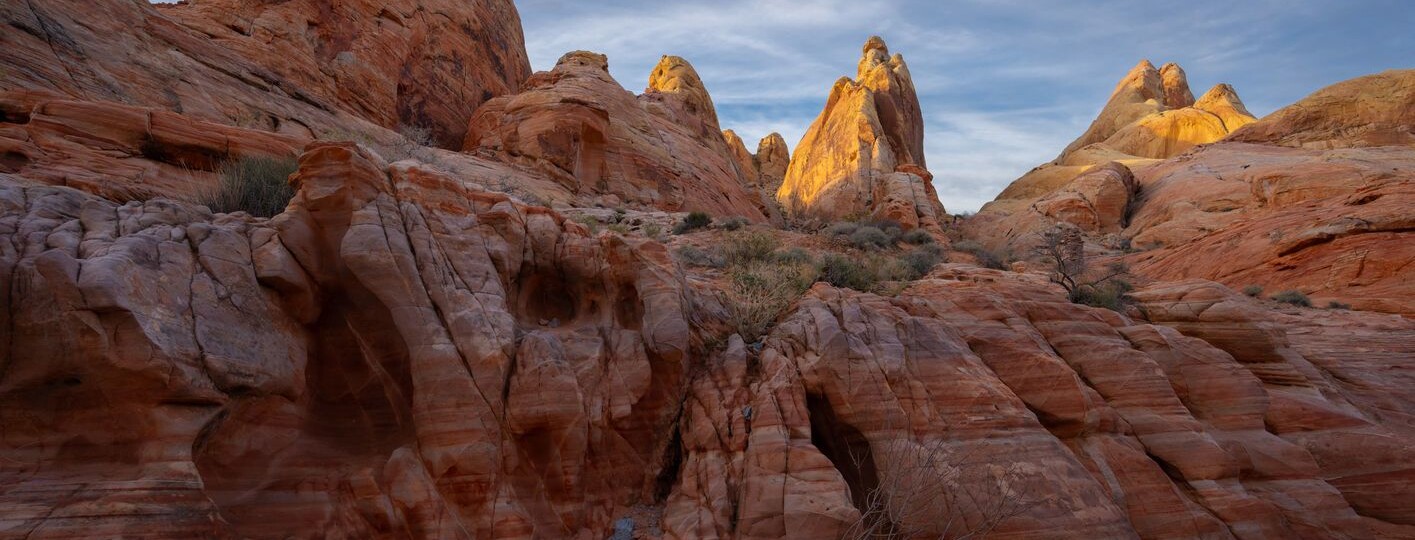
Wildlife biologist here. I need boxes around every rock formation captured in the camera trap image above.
[724,130,791,221]
[0,0,530,148]
[464,52,769,221]
[1227,69,1415,148]
[775,37,946,232]
[1,2,1413,539]
[967,64,1414,315]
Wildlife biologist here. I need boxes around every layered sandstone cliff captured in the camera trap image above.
[775,37,946,232]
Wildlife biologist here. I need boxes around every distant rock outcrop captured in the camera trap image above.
[464,52,769,221]
[969,64,1415,315]
[776,37,945,232]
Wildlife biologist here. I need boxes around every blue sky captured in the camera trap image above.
[516,0,1411,211]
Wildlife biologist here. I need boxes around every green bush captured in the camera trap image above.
[201,156,299,218]
[901,229,935,245]
[849,226,892,250]
[819,254,879,292]
[674,245,725,268]
[901,245,944,278]
[1242,285,1264,297]
[773,247,814,265]
[953,240,1012,270]
[727,260,818,341]
[719,216,748,231]
[825,221,859,238]
[1271,290,1311,307]
[1070,279,1134,312]
[1327,300,1351,310]
[721,231,779,265]
[673,211,712,234]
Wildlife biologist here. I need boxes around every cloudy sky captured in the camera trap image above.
[515,0,1410,211]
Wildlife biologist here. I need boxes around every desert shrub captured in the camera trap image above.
[641,223,662,239]
[607,223,630,235]
[901,245,944,278]
[819,253,879,292]
[721,231,779,265]
[674,211,712,234]
[1070,279,1134,312]
[674,245,724,268]
[866,219,905,243]
[953,240,1012,270]
[773,247,814,265]
[1327,301,1351,310]
[575,215,600,233]
[849,226,892,250]
[825,221,859,238]
[1271,290,1311,307]
[726,259,818,341]
[1243,285,1264,297]
[718,216,748,231]
[200,156,299,218]
[380,124,436,162]
[901,229,935,245]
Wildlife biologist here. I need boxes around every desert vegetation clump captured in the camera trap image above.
[1243,285,1264,297]
[200,156,299,218]
[1035,227,1133,312]
[1271,290,1312,307]
[1327,300,1351,310]
[952,240,1013,270]
[673,211,713,234]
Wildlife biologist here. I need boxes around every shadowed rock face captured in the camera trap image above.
[775,37,946,232]
[0,0,531,148]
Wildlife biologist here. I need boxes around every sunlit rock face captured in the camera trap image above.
[964,60,1254,247]
[1227,69,1415,149]
[775,37,946,232]
[464,52,771,221]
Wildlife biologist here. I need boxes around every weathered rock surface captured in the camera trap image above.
[1,0,530,148]
[464,52,769,221]
[0,89,306,201]
[776,37,946,231]
[1,142,692,538]
[967,61,1254,251]
[969,65,1412,315]
[1227,69,1415,149]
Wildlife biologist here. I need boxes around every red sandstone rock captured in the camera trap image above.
[464,52,769,221]
[0,0,530,148]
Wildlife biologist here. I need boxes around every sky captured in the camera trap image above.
[514,0,1412,211]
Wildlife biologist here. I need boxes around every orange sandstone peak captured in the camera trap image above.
[776,36,943,231]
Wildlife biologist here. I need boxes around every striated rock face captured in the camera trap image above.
[1227,69,1415,149]
[756,132,791,195]
[0,89,306,201]
[776,37,945,231]
[1125,143,1415,315]
[464,52,769,221]
[724,130,792,223]
[0,142,692,538]
[0,0,530,148]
